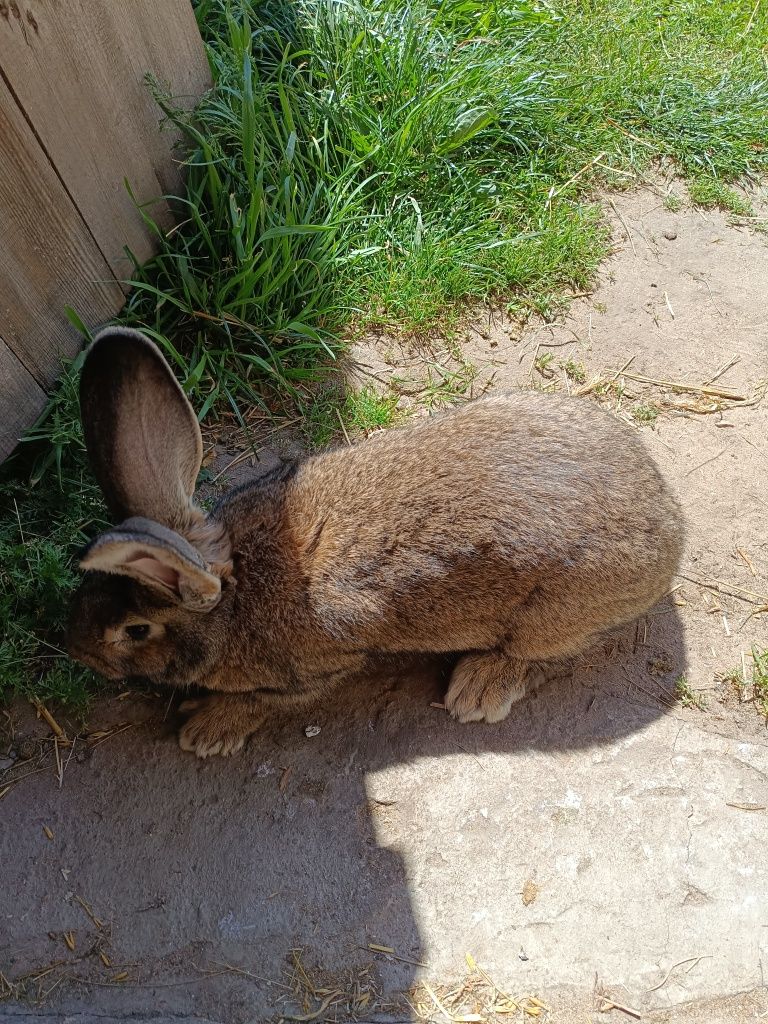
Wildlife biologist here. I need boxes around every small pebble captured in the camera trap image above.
[304,725,321,738]
[519,949,529,961]
[663,229,677,240]
[0,757,14,771]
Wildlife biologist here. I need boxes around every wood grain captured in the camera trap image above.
[0,0,210,460]
[0,81,125,387]
[0,335,47,461]
[0,0,211,279]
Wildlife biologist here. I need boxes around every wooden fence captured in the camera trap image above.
[0,0,211,460]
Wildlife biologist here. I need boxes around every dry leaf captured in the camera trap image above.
[522,879,539,906]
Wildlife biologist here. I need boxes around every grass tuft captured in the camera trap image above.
[675,675,707,711]
[723,648,768,718]
[752,649,768,718]
[306,383,400,446]
[344,386,400,436]
[0,466,104,709]
[631,402,660,426]
[663,192,683,212]
[688,177,753,215]
[560,359,586,384]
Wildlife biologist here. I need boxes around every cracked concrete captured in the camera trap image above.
[2,184,768,1023]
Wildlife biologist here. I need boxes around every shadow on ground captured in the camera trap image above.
[1,571,686,1021]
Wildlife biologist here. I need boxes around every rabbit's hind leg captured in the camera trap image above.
[445,652,531,724]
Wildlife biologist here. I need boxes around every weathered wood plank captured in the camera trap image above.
[0,80,125,388]
[0,335,47,461]
[0,0,211,279]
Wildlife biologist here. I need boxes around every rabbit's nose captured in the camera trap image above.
[66,642,122,680]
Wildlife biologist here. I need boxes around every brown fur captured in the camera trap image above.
[67,330,685,757]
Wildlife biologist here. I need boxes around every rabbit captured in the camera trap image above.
[67,327,684,757]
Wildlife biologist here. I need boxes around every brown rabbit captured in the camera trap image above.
[67,327,684,757]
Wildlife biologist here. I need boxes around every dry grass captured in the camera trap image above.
[407,954,550,1023]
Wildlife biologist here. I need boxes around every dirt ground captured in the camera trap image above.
[2,184,768,1024]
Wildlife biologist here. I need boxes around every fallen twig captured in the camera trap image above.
[365,945,428,968]
[676,572,768,606]
[87,722,138,748]
[705,354,739,384]
[598,996,642,1018]
[618,371,745,401]
[335,408,353,446]
[608,198,637,256]
[736,548,758,577]
[683,450,726,477]
[645,954,712,993]
[422,981,455,1023]
[32,700,65,739]
[280,989,343,1021]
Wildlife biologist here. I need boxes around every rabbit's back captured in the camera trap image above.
[225,392,683,657]
[298,391,670,528]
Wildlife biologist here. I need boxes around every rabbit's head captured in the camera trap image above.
[67,329,231,685]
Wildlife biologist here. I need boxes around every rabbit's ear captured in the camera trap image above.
[79,518,221,612]
[80,327,203,531]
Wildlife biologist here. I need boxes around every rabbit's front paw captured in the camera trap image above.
[445,652,527,724]
[178,696,263,758]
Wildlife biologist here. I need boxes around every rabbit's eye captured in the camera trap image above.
[125,623,150,642]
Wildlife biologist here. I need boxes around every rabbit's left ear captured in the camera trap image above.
[80,518,221,612]
[79,327,203,532]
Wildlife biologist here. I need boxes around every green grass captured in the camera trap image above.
[663,192,684,212]
[675,675,708,711]
[722,648,768,717]
[3,0,768,705]
[688,176,754,214]
[752,649,768,718]
[533,351,556,378]
[0,462,104,709]
[344,386,401,434]
[631,402,660,425]
[305,383,400,445]
[560,359,586,384]
[118,0,768,404]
